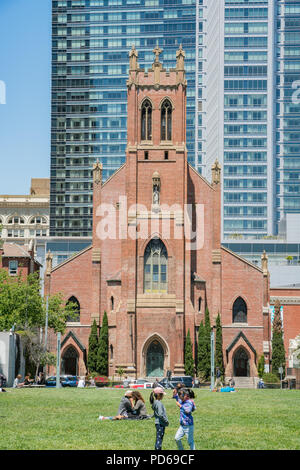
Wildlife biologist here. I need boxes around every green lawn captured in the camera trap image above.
[1,388,300,450]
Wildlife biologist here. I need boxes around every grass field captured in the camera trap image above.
[1,388,300,450]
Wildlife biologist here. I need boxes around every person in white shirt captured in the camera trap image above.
[13,375,24,388]
[77,377,85,388]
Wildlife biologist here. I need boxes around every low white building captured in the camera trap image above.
[0,178,50,243]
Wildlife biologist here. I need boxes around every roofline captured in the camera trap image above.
[221,245,263,273]
[101,163,126,188]
[51,245,92,272]
[187,163,214,190]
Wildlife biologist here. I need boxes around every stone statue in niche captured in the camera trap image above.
[153,184,160,205]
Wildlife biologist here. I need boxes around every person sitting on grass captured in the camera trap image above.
[24,374,34,386]
[99,390,138,421]
[13,375,24,388]
[0,373,6,392]
[220,386,237,392]
[131,390,151,419]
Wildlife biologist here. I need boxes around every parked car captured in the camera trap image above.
[159,376,194,389]
[129,379,153,389]
[45,375,78,387]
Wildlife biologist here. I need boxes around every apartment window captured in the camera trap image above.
[9,260,18,276]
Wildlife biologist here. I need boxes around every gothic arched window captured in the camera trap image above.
[232,297,247,323]
[144,238,168,293]
[141,99,152,141]
[66,296,80,322]
[161,99,172,141]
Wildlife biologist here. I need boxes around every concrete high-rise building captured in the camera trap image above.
[50,0,300,239]
[204,0,276,238]
[276,1,300,224]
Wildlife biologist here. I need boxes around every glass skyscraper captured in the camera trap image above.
[51,0,300,238]
[51,0,204,236]
[276,1,300,223]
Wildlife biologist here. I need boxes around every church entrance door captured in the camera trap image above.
[233,347,250,377]
[61,346,78,376]
[146,340,164,377]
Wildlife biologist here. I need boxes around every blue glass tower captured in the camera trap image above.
[51,0,204,236]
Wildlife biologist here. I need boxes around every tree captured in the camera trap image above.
[184,329,194,377]
[272,300,286,378]
[87,319,99,373]
[215,313,224,377]
[97,311,109,376]
[0,270,78,377]
[258,354,265,378]
[197,321,206,381]
[116,367,125,381]
[0,270,77,334]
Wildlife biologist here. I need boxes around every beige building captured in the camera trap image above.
[0,178,50,244]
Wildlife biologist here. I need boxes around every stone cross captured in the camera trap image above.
[153,45,163,63]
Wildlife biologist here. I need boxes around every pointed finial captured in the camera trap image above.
[93,160,103,186]
[176,44,185,71]
[211,159,221,185]
[153,44,163,64]
[129,44,139,71]
[46,250,53,275]
[261,250,268,276]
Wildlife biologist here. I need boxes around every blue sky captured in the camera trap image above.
[0,0,51,195]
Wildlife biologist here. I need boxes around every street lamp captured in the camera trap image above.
[210,328,215,392]
[56,332,61,389]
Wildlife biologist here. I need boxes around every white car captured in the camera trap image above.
[129,379,153,389]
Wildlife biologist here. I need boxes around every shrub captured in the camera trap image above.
[258,354,265,378]
[184,329,194,376]
[94,376,109,387]
[262,372,280,383]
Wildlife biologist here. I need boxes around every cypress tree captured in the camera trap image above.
[97,312,109,376]
[258,354,265,378]
[87,319,99,373]
[197,321,206,381]
[204,307,211,380]
[215,313,224,377]
[184,329,194,377]
[272,300,286,378]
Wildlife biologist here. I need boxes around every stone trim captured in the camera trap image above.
[61,330,86,352]
[221,245,263,273]
[92,248,101,262]
[51,245,92,272]
[223,325,263,329]
[136,293,176,308]
[270,296,300,305]
[226,331,257,361]
[212,249,222,264]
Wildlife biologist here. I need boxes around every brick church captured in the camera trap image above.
[45,46,274,381]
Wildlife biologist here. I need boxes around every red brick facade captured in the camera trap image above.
[45,48,295,379]
[0,242,40,280]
